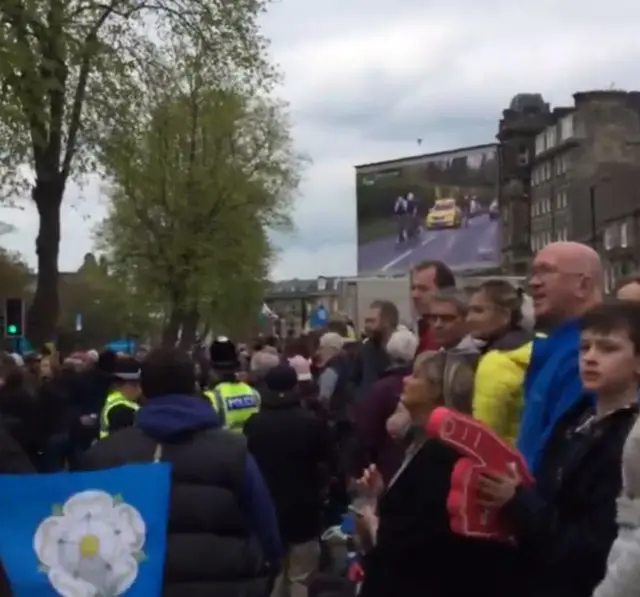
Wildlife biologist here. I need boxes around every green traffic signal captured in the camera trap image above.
[6,324,17,335]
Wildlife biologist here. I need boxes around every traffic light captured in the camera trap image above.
[5,298,24,338]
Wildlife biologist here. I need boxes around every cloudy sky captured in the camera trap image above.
[2,0,640,279]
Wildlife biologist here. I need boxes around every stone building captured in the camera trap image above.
[498,90,640,289]
[497,93,552,274]
[265,276,341,336]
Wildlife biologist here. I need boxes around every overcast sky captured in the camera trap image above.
[3,0,640,279]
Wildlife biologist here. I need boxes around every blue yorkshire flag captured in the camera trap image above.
[0,463,171,597]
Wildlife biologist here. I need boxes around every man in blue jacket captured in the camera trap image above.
[517,241,603,473]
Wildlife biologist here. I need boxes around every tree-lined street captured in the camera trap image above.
[0,0,303,345]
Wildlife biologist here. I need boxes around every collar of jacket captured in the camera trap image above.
[260,390,301,409]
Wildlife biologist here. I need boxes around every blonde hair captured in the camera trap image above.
[413,350,475,413]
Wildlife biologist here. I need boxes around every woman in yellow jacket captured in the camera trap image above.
[466,279,534,445]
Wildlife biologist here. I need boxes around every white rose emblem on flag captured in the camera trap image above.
[33,490,147,597]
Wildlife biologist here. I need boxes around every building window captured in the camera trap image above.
[556,191,567,209]
[517,146,529,165]
[604,265,612,294]
[560,114,574,140]
[604,226,614,250]
[545,126,557,149]
[535,134,545,156]
[546,198,551,213]
[620,222,629,247]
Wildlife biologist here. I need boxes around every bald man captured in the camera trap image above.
[517,242,603,471]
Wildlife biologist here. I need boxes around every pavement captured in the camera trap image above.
[357,214,499,274]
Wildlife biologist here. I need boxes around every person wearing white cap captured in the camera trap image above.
[288,354,316,406]
[288,355,312,382]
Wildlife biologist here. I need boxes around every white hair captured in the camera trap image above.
[319,332,345,351]
[250,350,280,377]
[386,328,419,363]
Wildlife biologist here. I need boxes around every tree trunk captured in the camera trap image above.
[162,305,184,347]
[178,309,199,350]
[27,178,64,347]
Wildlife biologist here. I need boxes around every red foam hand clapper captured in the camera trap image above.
[425,406,534,543]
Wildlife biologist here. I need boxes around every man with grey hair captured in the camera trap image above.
[428,288,477,352]
[250,349,281,384]
[427,288,480,414]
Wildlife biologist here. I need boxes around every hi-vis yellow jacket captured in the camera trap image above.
[203,381,260,432]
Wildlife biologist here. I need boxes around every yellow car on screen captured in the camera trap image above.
[426,198,462,229]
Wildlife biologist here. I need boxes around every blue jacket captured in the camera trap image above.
[517,319,591,473]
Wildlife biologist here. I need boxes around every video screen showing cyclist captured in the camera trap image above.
[393,194,408,243]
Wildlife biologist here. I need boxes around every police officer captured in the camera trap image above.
[204,337,260,432]
[98,356,142,439]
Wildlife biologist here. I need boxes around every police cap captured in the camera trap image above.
[112,356,141,382]
[209,336,239,370]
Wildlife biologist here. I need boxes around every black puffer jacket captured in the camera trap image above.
[78,394,273,597]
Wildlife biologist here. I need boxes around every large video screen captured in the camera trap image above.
[356,144,500,274]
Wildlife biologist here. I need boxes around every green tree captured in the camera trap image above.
[0,0,274,345]
[0,248,31,299]
[96,57,303,346]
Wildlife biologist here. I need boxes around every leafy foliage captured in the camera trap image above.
[0,248,30,298]
[95,50,304,343]
[0,0,277,342]
[0,0,276,198]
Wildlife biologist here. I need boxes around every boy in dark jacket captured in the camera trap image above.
[479,301,640,597]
